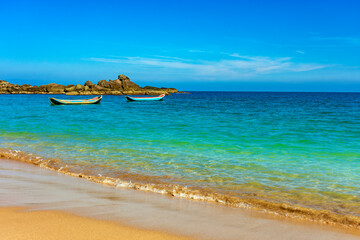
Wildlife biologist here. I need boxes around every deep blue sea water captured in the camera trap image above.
[0,92,359,216]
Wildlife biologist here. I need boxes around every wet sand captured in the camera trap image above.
[2,148,359,229]
[1,158,359,240]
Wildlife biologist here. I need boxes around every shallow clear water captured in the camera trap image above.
[0,92,360,216]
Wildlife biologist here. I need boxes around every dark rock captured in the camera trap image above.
[65,85,76,92]
[108,80,122,90]
[0,74,178,95]
[118,74,129,81]
[144,86,160,90]
[75,84,83,91]
[97,80,110,88]
[81,91,92,95]
[92,85,106,91]
[165,88,178,93]
[46,83,66,93]
[84,80,93,86]
[66,91,79,95]
[0,80,13,93]
[38,85,49,92]
[119,77,141,91]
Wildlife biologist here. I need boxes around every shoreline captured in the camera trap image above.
[1,148,360,233]
[1,157,360,240]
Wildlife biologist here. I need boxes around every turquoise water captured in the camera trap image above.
[0,92,360,216]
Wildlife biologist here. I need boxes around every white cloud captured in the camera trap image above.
[296,50,305,54]
[87,54,327,80]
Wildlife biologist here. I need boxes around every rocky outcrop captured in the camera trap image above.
[0,75,178,95]
[84,80,93,86]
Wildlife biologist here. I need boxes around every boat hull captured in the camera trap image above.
[126,94,165,102]
[49,96,102,105]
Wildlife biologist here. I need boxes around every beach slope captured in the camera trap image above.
[0,207,191,240]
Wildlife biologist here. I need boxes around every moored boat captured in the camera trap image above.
[49,96,102,105]
[126,94,165,102]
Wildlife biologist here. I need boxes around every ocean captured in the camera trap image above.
[0,92,359,227]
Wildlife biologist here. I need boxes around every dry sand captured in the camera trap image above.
[0,207,191,240]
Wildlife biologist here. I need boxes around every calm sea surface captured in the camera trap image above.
[0,92,359,216]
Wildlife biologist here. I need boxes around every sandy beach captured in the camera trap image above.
[0,207,191,240]
[1,158,359,240]
[2,0,360,239]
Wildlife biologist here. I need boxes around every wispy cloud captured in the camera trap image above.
[296,50,305,54]
[87,54,327,80]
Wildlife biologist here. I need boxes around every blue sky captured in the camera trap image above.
[1,0,360,91]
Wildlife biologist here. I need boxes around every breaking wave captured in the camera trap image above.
[1,148,360,230]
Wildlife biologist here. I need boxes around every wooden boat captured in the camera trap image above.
[126,94,165,102]
[49,96,102,105]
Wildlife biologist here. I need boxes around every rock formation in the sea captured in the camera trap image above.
[0,75,178,95]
